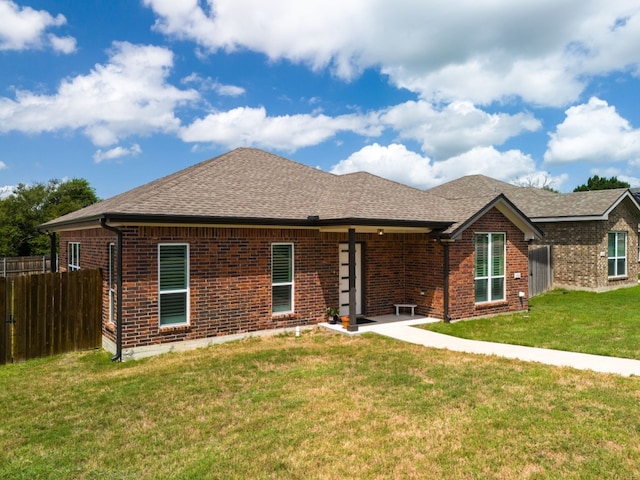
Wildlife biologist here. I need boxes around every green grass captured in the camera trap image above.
[2,329,640,479]
[424,286,640,359]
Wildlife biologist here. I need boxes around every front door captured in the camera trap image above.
[339,243,362,316]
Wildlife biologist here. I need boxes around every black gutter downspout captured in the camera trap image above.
[100,218,123,362]
[439,237,451,323]
[48,233,57,272]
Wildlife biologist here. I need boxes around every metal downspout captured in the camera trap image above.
[100,218,123,361]
[439,237,451,323]
[48,232,57,272]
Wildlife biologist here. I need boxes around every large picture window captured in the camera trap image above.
[474,233,505,303]
[608,232,627,277]
[272,243,293,314]
[158,244,189,326]
[68,242,80,271]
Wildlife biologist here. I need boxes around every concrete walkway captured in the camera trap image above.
[323,318,640,377]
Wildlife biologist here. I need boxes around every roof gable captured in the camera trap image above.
[428,174,640,221]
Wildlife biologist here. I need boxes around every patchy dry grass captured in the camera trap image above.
[1,329,640,479]
[424,286,640,359]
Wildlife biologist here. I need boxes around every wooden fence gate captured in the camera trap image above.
[0,269,102,365]
[528,245,552,297]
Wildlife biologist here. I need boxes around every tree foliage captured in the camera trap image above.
[573,175,630,192]
[0,179,99,257]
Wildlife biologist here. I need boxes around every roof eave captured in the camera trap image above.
[40,212,454,233]
[532,215,607,223]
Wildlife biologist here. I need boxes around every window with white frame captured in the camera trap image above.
[158,244,189,326]
[108,243,116,325]
[474,233,505,303]
[68,242,80,271]
[608,232,627,277]
[272,243,293,314]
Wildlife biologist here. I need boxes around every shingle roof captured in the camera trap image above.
[41,148,456,230]
[427,174,639,221]
[40,149,542,240]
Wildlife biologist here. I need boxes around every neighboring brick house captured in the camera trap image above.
[41,148,541,360]
[428,175,640,292]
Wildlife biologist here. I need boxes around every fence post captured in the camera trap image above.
[2,258,5,278]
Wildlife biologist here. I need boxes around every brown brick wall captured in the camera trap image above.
[447,208,530,320]
[59,215,528,349]
[58,228,118,345]
[362,233,445,318]
[534,198,639,291]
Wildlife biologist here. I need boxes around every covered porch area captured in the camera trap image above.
[320,312,440,335]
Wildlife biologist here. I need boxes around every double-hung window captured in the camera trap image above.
[108,243,116,325]
[272,243,294,314]
[158,244,189,326]
[68,242,80,271]
[474,233,505,303]
[608,232,627,277]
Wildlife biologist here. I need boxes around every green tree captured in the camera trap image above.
[0,179,99,257]
[573,175,630,192]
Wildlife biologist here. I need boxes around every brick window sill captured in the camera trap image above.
[475,300,509,310]
[159,324,191,333]
[105,322,116,333]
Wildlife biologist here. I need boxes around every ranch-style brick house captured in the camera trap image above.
[41,148,541,360]
[428,175,640,292]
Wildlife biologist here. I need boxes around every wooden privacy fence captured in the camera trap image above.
[1,269,102,365]
[528,245,552,298]
[1,255,54,277]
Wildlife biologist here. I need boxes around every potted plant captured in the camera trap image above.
[326,307,339,324]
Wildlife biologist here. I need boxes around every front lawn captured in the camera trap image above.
[1,330,640,479]
[424,286,640,359]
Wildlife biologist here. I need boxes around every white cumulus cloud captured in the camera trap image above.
[144,0,640,106]
[181,73,245,96]
[180,106,381,151]
[0,185,14,199]
[93,144,142,164]
[330,143,541,189]
[0,0,76,53]
[544,97,640,164]
[381,100,541,159]
[0,42,199,146]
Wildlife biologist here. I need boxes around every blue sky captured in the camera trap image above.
[1,0,639,199]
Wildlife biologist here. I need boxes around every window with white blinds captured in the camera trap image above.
[158,244,189,326]
[272,243,293,314]
[474,233,505,303]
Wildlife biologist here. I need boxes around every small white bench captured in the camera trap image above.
[394,303,417,316]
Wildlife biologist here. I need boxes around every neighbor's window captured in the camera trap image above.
[68,242,80,271]
[608,232,627,277]
[272,243,294,314]
[474,233,505,303]
[158,244,189,326]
